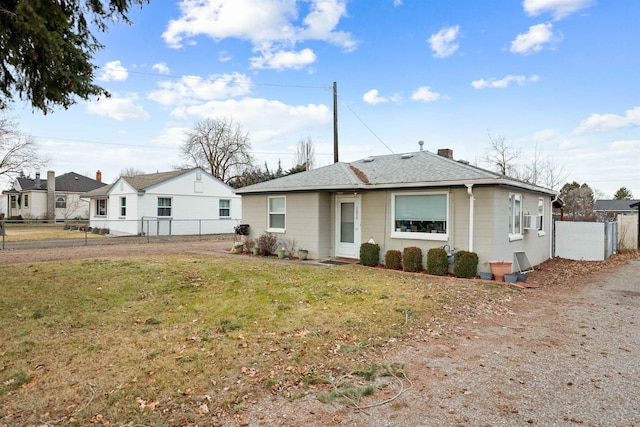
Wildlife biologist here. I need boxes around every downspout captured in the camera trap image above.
[466,184,474,252]
[551,194,560,258]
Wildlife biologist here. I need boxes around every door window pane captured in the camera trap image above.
[340,202,354,243]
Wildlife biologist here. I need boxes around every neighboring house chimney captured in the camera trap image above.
[47,170,55,220]
[437,148,453,159]
[96,170,102,182]
[35,172,41,189]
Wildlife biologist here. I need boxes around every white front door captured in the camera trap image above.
[335,195,361,258]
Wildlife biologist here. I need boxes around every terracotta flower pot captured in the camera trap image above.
[489,261,512,282]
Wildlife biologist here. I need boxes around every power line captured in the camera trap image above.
[337,94,394,155]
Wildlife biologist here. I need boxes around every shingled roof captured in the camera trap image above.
[83,169,196,197]
[594,199,640,213]
[235,150,556,195]
[15,172,105,193]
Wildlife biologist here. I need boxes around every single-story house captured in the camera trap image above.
[594,199,640,221]
[235,148,559,274]
[82,168,241,236]
[2,170,106,221]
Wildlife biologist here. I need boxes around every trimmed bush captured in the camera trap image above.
[427,248,449,276]
[384,250,402,270]
[402,246,423,272]
[360,242,380,267]
[256,232,278,256]
[453,250,479,279]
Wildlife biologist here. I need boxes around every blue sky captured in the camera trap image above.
[9,0,640,197]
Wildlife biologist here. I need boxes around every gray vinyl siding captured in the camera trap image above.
[240,193,330,260]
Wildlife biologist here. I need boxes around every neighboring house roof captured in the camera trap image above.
[10,172,105,193]
[83,168,221,198]
[594,199,640,213]
[235,150,556,195]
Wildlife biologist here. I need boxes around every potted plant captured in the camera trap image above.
[488,260,512,282]
[298,249,308,260]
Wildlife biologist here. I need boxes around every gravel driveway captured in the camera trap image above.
[245,258,640,427]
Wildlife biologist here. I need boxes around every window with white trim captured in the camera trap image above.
[157,197,172,217]
[120,197,127,217]
[509,193,522,239]
[96,199,107,216]
[24,194,29,208]
[219,199,230,218]
[391,193,448,240]
[538,197,545,234]
[10,195,16,209]
[56,195,67,209]
[268,196,285,230]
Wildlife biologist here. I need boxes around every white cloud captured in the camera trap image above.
[98,60,128,82]
[250,48,317,70]
[152,63,170,75]
[411,86,442,102]
[574,106,640,134]
[610,139,640,151]
[148,72,253,106]
[219,51,232,62]
[170,98,332,143]
[510,23,559,55]
[162,0,356,70]
[86,94,150,121]
[393,0,402,6]
[559,140,577,150]
[428,25,460,58]
[523,0,595,20]
[363,89,388,105]
[471,74,540,89]
[530,129,558,142]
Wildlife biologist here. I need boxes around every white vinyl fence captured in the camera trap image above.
[554,221,618,261]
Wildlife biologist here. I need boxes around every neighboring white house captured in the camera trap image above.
[82,168,241,236]
[2,171,106,220]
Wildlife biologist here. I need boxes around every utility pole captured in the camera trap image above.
[333,81,339,163]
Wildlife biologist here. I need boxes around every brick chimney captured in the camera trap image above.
[96,170,102,182]
[437,148,453,159]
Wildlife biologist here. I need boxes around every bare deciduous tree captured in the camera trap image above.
[119,167,145,177]
[295,136,315,170]
[179,117,254,184]
[482,133,520,176]
[0,115,46,180]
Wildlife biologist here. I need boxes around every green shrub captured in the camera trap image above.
[360,243,380,267]
[402,247,423,272]
[256,232,278,256]
[384,250,402,270]
[453,250,478,279]
[427,248,449,276]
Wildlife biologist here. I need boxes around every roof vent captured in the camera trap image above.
[458,159,470,165]
[418,140,424,151]
[400,154,413,159]
[363,157,374,163]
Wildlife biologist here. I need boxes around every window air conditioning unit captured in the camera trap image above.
[523,215,541,230]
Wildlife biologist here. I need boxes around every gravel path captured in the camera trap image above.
[245,258,640,427]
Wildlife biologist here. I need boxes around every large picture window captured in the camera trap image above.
[392,193,448,240]
[509,193,522,239]
[268,196,285,230]
[157,197,172,217]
